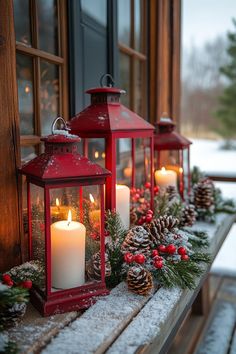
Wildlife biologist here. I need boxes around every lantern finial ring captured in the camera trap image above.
[51,117,71,135]
[100,73,115,88]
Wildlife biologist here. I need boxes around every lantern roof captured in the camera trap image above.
[69,85,154,136]
[19,129,111,182]
[154,115,192,150]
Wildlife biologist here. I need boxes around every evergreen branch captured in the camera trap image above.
[0,287,29,308]
[190,252,211,264]
[181,228,209,249]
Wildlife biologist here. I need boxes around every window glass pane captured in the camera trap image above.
[81,0,107,26]
[37,0,58,55]
[21,146,37,164]
[119,53,130,107]
[14,0,32,46]
[134,60,142,115]
[40,60,59,135]
[118,0,131,46]
[16,54,35,135]
[134,0,141,51]
[87,138,106,168]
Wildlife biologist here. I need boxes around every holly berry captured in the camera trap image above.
[145,182,151,189]
[181,254,189,261]
[2,274,11,283]
[104,230,110,237]
[147,209,153,215]
[178,247,186,256]
[154,186,159,194]
[154,260,163,269]
[152,249,159,258]
[166,244,176,255]
[145,214,153,223]
[158,245,167,253]
[124,253,134,264]
[134,254,146,264]
[20,280,33,289]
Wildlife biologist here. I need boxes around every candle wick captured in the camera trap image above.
[67,221,71,227]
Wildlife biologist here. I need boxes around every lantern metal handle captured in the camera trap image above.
[51,117,71,135]
[100,74,115,88]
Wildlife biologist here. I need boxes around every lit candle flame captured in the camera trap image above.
[94,151,99,159]
[56,198,60,207]
[161,167,166,173]
[89,193,95,204]
[25,85,30,93]
[101,152,106,159]
[67,210,72,226]
[179,167,183,173]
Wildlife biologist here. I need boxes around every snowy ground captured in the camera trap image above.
[190,139,236,275]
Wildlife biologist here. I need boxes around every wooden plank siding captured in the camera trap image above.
[0,0,22,271]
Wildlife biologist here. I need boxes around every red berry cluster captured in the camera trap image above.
[124,252,146,265]
[151,249,164,269]
[1,274,33,289]
[137,209,154,225]
[156,244,189,261]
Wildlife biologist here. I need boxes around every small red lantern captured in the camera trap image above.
[19,118,111,316]
[154,114,192,198]
[70,75,155,229]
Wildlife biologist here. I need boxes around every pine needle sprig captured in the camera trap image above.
[173,261,203,289]
[169,201,184,220]
[154,193,170,217]
[190,252,211,264]
[105,210,126,287]
[0,287,29,308]
[152,262,182,288]
[182,228,209,249]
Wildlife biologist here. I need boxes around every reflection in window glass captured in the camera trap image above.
[81,0,107,26]
[38,0,58,55]
[87,138,106,168]
[40,61,59,135]
[16,54,34,135]
[134,60,142,115]
[21,146,37,164]
[119,53,130,107]
[134,0,141,51]
[118,0,131,46]
[14,0,32,46]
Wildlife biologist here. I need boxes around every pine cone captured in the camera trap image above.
[145,215,179,247]
[127,266,153,296]
[130,209,138,225]
[87,252,111,281]
[166,185,180,201]
[180,204,197,226]
[121,226,150,255]
[0,303,27,328]
[194,179,214,210]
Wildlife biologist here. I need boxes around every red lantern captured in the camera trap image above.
[19,118,111,316]
[154,114,192,198]
[70,75,155,229]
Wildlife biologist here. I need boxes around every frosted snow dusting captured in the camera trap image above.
[107,287,182,354]
[195,302,236,354]
[42,282,153,354]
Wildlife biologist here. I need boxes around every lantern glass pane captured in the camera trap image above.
[135,138,151,186]
[49,185,102,291]
[116,138,132,187]
[87,138,106,168]
[30,184,45,292]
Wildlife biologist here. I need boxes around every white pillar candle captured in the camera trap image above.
[155,167,177,189]
[51,210,86,289]
[116,184,130,230]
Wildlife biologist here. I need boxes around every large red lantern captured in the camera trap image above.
[19,118,111,316]
[154,114,192,199]
[70,75,155,229]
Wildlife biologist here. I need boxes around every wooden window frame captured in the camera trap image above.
[118,0,148,118]
[16,0,69,154]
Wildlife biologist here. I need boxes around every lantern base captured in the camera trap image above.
[30,285,110,316]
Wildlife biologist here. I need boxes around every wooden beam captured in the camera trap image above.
[0,0,22,271]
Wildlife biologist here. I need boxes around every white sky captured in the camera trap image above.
[182,0,236,49]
